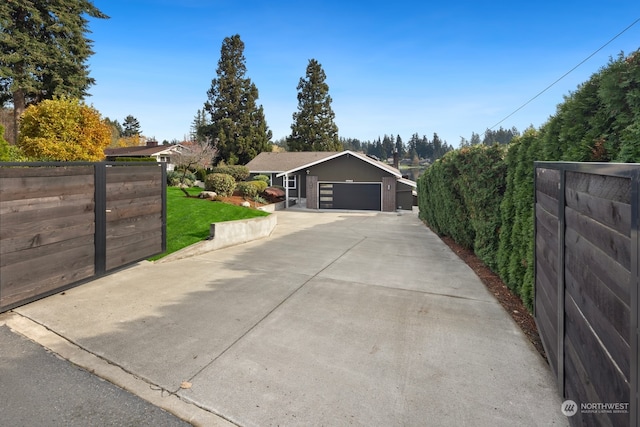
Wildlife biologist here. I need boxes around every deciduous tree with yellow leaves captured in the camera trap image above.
[18,97,111,161]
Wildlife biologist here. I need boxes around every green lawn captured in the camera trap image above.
[149,187,269,260]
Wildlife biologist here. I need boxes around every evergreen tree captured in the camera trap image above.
[201,34,271,165]
[287,59,341,152]
[122,115,141,137]
[190,108,209,142]
[395,135,405,158]
[415,134,430,159]
[407,133,419,159]
[0,1,108,141]
[382,134,395,159]
[483,126,519,145]
[432,133,444,159]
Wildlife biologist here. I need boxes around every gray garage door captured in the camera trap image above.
[318,182,381,210]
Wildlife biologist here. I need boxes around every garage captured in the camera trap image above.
[319,182,382,210]
[246,150,417,212]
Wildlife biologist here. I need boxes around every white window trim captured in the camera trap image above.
[285,174,297,190]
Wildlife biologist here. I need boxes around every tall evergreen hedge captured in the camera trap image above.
[418,144,506,270]
[418,49,640,312]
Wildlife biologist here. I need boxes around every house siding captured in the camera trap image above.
[306,153,391,182]
[396,181,415,210]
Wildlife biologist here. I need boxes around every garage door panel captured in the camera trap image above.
[319,183,381,211]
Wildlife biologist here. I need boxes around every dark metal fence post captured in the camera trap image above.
[631,170,639,427]
[160,163,167,253]
[557,167,566,397]
[94,164,107,275]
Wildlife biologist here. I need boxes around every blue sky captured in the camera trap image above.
[87,1,640,146]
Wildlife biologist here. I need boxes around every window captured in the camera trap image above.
[285,175,297,189]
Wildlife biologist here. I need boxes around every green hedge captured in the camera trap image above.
[419,50,640,312]
[112,157,157,162]
[418,144,506,270]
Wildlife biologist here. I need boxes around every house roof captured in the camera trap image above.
[245,151,339,173]
[246,150,403,178]
[398,177,418,188]
[104,144,181,157]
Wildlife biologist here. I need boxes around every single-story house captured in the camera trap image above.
[104,140,185,171]
[245,150,417,211]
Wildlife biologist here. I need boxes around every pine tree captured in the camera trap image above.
[395,135,405,158]
[287,59,341,152]
[122,115,141,137]
[0,1,108,141]
[190,108,209,142]
[201,34,271,165]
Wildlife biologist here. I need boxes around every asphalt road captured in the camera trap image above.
[0,325,190,427]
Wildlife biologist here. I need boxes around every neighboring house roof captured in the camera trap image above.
[104,144,183,157]
[246,150,403,178]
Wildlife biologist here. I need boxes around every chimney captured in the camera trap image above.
[393,148,399,169]
[146,139,158,147]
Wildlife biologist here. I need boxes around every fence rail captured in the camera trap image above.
[0,162,166,312]
[534,162,639,427]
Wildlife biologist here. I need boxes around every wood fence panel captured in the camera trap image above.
[536,167,561,199]
[0,166,95,310]
[565,171,630,235]
[564,295,630,427]
[535,168,561,379]
[105,164,164,271]
[0,166,95,200]
[0,162,166,312]
[535,163,636,427]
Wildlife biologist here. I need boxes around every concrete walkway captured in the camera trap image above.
[3,209,568,426]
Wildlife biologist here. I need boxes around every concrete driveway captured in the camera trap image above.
[4,209,568,426]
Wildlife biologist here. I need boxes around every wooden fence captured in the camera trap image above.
[0,162,166,312]
[534,162,638,427]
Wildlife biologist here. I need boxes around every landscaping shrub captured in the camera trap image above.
[195,168,207,182]
[167,170,196,187]
[205,173,236,196]
[237,181,258,199]
[210,165,249,181]
[249,180,268,193]
[253,174,270,184]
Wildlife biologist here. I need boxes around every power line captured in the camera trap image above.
[487,16,640,132]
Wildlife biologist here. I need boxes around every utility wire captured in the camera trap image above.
[487,16,640,132]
